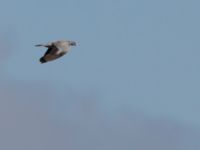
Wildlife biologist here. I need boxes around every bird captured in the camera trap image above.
[35,40,76,63]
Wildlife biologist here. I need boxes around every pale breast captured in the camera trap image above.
[54,41,69,53]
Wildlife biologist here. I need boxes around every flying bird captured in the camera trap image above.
[35,40,76,63]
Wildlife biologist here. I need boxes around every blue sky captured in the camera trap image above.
[1,0,200,124]
[0,0,200,149]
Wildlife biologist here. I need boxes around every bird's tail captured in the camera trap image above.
[35,44,44,47]
[35,43,51,47]
[40,57,47,63]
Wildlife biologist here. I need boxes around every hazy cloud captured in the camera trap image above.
[0,82,200,150]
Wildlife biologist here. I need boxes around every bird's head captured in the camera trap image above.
[69,41,77,46]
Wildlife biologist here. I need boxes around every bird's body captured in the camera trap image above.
[35,40,76,63]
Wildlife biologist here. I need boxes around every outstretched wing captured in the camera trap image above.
[44,45,59,56]
[41,45,61,62]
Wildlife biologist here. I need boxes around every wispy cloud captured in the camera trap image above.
[0,82,200,150]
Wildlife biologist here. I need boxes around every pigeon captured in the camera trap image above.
[35,40,76,63]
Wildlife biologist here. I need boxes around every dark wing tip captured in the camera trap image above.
[39,57,47,63]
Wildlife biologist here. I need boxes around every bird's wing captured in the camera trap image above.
[44,45,59,55]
